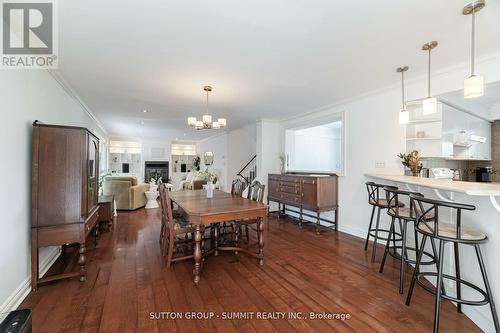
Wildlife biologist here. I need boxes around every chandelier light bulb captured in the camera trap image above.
[187,117,197,127]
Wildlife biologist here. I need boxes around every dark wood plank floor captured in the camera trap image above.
[20,208,481,332]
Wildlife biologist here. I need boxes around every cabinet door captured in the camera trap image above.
[87,134,99,214]
[268,179,280,199]
[301,179,318,210]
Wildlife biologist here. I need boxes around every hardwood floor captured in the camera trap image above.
[20,208,482,332]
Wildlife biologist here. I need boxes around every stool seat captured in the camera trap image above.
[388,207,435,220]
[418,222,486,241]
[369,198,404,208]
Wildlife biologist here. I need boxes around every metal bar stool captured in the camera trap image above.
[406,194,500,333]
[364,182,404,262]
[379,187,440,294]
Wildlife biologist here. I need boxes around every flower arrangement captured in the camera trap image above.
[199,169,216,183]
[397,150,423,176]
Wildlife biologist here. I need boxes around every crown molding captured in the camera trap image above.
[47,69,108,136]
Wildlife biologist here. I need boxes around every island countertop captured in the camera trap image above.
[365,173,500,196]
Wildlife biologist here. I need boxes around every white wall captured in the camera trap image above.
[0,70,106,313]
[227,123,257,185]
[257,54,500,332]
[197,133,228,191]
[196,123,257,192]
[256,120,282,206]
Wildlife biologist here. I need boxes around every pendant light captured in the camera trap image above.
[187,86,227,130]
[397,66,409,124]
[422,41,438,115]
[463,0,485,99]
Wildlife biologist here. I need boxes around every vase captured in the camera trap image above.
[410,167,422,177]
[280,164,285,175]
[206,181,214,198]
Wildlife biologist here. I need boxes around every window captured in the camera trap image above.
[285,114,344,175]
[171,143,196,155]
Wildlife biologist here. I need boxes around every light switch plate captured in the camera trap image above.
[375,161,386,168]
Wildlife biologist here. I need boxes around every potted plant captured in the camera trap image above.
[98,172,111,195]
[192,156,201,171]
[397,150,423,176]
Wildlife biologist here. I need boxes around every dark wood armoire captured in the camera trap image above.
[31,122,100,290]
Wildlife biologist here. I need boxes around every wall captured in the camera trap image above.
[197,133,228,190]
[227,123,257,186]
[197,123,257,192]
[0,70,106,313]
[257,54,500,332]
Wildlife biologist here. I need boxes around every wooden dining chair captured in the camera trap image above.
[235,180,266,247]
[231,178,247,196]
[217,178,248,245]
[159,185,201,267]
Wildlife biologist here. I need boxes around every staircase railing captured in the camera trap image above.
[236,155,257,184]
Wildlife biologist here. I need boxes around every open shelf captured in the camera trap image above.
[406,137,442,141]
[408,119,442,124]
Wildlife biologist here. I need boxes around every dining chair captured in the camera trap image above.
[216,178,249,248]
[231,178,247,196]
[159,185,202,267]
[234,180,266,249]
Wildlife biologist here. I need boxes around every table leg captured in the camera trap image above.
[258,217,264,266]
[193,225,202,283]
[214,223,219,256]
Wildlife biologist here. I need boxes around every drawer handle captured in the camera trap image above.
[302,193,304,197]
[86,226,90,231]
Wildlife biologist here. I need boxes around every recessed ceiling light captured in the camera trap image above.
[142,109,148,113]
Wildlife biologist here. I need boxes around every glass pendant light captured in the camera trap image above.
[422,41,438,115]
[397,66,410,124]
[463,0,485,98]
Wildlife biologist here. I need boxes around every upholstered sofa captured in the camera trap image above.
[103,176,149,210]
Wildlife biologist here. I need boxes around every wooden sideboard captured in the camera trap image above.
[31,122,100,290]
[267,173,338,234]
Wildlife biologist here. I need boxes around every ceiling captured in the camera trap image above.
[440,81,500,120]
[57,0,500,140]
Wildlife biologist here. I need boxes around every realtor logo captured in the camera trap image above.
[1,0,58,69]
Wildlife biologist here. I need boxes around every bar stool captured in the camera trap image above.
[406,195,500,333]
[364,182,404,262]
[379,187,440,294]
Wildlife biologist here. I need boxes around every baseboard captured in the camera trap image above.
[0,246,61,314]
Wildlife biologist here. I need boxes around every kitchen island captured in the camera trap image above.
[365,173,500,333]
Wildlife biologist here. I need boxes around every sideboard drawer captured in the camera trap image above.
[279,192,301,204]
[280,185,300,195]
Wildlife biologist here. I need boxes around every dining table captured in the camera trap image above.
[169,189,267,283]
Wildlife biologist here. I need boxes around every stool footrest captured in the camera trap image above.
[368,229,403,242]
[387,246,437,266]
[416,272,489,306]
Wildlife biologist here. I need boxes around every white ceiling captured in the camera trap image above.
[440,81,500,120]
[57,0,500,140]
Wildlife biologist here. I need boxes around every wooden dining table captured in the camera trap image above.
[169,189,267,283]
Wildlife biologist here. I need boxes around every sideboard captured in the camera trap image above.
[267,173,338,234]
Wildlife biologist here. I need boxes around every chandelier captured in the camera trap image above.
[187,86,227,130]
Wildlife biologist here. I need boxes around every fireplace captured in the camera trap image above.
[144,161,169,183]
